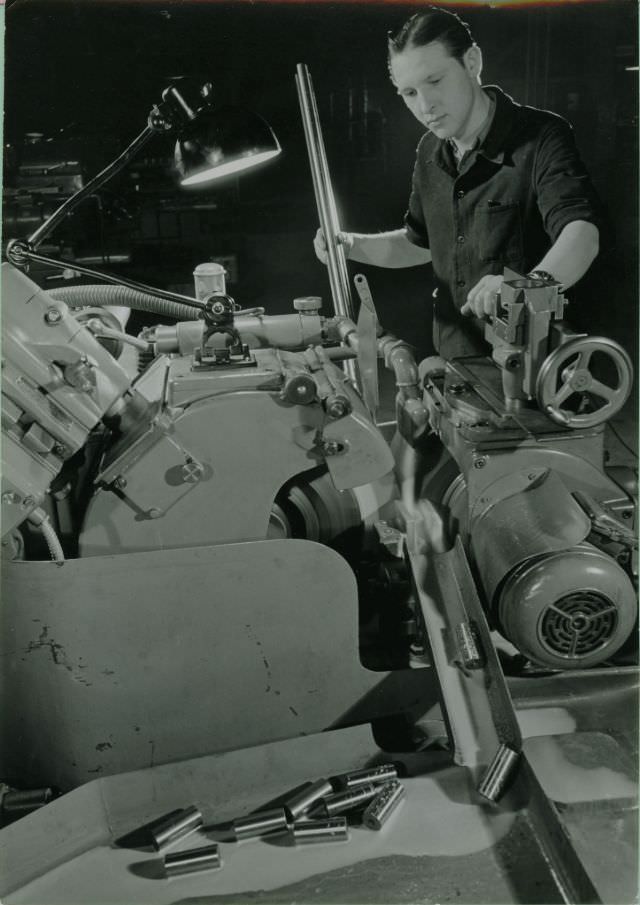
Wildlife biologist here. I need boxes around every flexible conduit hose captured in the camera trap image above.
[27,508,65,566]
[48,285,200,321]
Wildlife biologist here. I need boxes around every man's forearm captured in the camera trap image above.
[348,228,432,269]
[533,220,599,289]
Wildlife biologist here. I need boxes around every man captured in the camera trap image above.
[314,7,601,359]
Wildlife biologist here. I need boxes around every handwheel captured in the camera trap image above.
[536,336,633,429]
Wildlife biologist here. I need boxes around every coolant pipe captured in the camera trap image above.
[27,508,64,566]
[336,319,420,398]
[49,284,200,322]
[379,337,420,398]
[85,319,151,352]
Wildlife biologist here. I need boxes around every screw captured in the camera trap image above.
[326,398,350,419]
[181,461,204,483]
[44,307,63,325]
[148,508,163,519]
[2,491,20,505]
[621,510,632,520]
[113,475,127,490]
[53,443,66,457]
[322,439,343,456]
[473,457,487,469]
[21,496,35,509]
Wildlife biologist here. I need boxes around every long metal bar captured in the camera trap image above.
[295,63,357,383]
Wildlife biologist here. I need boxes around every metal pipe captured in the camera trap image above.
[295,65,353,323]
[380,338,420,396]
[310,784,378,818]
[233,808,288,840]
[477,744,520,803]
[2,788,55,812]
[163,844,221,877]
[295,63,356,385]
[292,817,349,844]
[150,805,203,851]
[86,321,151,353]
[336,764,398,790]
[284,778,334,820]
[362,781,405,830]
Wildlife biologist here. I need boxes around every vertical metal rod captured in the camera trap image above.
[295,63,357,383]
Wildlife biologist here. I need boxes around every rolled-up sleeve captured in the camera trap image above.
[404,145,431,249]
[533,119,603,242]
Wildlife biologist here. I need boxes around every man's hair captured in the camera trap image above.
[387,7,474,65]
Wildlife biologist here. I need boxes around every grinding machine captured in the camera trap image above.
[0,65,638,903]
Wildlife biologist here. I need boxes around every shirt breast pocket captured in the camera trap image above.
[476,202,524,264]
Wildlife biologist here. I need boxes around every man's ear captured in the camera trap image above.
[463,44,483,81]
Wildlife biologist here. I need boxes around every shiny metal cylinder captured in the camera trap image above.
[295,63,356,385]
[338,764,398,790]
[477,744,520,803]
[285,779,333,820]
[163,844,221,877]
[295,65,354,323]
[233,807,288,840]
[311,783,378,818]
[362,780,405,830]
[150,805,203,851]
[2,788,54,812]
[292,817,349,844]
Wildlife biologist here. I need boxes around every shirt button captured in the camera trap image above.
[457,279,466,288]
[457,190,465,198]
[457,235,465,243]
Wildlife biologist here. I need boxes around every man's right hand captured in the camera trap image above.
[313,228,354,265]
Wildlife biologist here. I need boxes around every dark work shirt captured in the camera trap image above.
[404,85,602,358]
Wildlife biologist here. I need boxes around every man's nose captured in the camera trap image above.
[417,91,435,115]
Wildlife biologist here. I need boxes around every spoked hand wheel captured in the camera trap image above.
[536,336,633,429]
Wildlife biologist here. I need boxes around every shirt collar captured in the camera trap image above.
[425,85,520,168]
[448,92,496,162]
[476,85,520,163]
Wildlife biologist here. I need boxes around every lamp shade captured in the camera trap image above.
[175,105,281,186]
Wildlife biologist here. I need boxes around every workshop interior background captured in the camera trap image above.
[3,0,638,384]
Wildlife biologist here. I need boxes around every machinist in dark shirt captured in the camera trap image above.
[314,6,602,359]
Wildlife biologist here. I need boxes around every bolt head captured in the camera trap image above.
[327,399,349,419]
[473,457,487,469]
[21,496,35,509]
[148,508,163,519]
[45,307,63,325]
[2,491,20,505]
[323,440,342,456]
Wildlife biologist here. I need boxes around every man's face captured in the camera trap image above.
[390,40,481,141]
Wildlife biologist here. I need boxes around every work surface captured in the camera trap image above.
[2,679,638,905]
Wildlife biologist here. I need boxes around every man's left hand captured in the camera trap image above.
[460,275,503,318]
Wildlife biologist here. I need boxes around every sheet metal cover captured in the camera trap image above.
[470,468,591,601]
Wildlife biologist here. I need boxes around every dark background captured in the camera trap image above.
[3,0,638,361]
